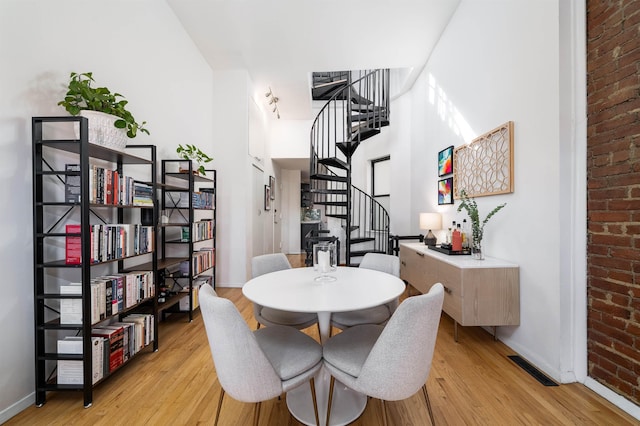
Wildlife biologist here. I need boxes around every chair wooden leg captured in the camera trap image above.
[309,377,320,426]
[422,384,436,425]
[214,388,225,426]
[254,401,261,426]
[326,376,335,426]
[380,399,388,426]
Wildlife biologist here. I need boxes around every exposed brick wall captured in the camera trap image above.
[586,0,640,405]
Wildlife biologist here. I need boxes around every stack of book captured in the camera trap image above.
[65,223,154,264]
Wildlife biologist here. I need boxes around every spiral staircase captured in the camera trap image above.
[309,69,391,266]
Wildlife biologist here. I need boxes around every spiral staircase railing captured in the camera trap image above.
[309,69,390,265]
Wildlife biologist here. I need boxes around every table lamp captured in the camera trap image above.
[420,212,442,246]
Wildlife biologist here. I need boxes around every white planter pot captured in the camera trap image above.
[75,110,129,151]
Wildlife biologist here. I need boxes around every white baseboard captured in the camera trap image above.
[0,392,34,424]
[217,283,243,288]
[584,377,640,420]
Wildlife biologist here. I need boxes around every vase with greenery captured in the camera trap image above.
[58,72,149,138]
[457,189,506,259]
[176,144,213,176]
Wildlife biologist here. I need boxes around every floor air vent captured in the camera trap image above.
[508,355,558,387]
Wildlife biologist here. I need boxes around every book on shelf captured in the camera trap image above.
[133,181,154,206]
[179,278,209,311]
[90,281,101,323]
[57,336,105,385]
[92,336,104,384]
[121,313,154,350]
[88,272,155,324]
[65,224,81,265]
[116,276,124,312]
[86,166,140,206]
[65,164,81,203]
[59,282,82,324]
[92,325,124,373]
[192,247,214,275]
[105,168,112,205]
[102,323,132,362]
[65,222,153,265]
[57,337,83,385]
[113,170,119,205]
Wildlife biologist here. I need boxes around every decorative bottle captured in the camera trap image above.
[448,221,456,245]
[461,220,469,249]
[452,226,462,251]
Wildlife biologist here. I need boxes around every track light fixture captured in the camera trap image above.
[264,86,280,119]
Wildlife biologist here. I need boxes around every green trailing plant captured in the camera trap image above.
[176,144,213,175]
[456,189,506,248]
[58,72,149,138]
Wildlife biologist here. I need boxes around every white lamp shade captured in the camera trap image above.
[419,212,442,231]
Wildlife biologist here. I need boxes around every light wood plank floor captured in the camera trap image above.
[7,256,638,425]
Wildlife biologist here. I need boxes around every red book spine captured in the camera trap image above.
[65,224,82,265]
[113,171,119,205]
[105,169,112,205]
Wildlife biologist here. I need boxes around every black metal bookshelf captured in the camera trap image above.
[159,159,216,322]
[32,116,158,407]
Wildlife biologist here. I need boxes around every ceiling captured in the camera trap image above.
[166,0,461,120]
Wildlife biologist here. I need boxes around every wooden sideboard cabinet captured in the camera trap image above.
[399,242,519,341]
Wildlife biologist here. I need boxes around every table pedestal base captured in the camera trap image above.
[287,368,366,426]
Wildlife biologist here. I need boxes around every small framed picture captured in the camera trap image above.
[264,185,271,210]
[438,177,454,205]
[438,145,454,177]
[269,175,275,200]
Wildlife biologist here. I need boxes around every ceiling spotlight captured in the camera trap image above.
[265,86,281,119]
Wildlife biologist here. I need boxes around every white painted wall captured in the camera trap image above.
[270,118,313,160]
[212,69,252,286]
[398,0,572,382]
[0,0,214,421]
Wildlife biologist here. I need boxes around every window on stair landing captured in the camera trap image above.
[371,156,390,231]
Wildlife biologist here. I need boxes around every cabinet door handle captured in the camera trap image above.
[416,252,424,257]
[443,286,452,294]
[401,260,406,266]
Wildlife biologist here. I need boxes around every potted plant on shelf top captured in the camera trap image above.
[58,72,150,140]
[456,189,506,259]
[176,144,213,176]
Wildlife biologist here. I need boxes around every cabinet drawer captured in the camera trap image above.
[442,287,462,323]
[438,262,462,297]
[400,246,427,292]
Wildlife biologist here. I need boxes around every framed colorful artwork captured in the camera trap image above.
[438,145,454,176]
[438,177,454,205]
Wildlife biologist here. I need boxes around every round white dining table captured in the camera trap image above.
[242,266,406,426]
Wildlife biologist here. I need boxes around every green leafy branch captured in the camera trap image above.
[177,144,213,175]
[456,189,506,246]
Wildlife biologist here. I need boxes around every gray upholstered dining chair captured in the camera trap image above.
[199,284,321,426]
[251,253,318,330]
[330,252,401,330]
[323,283,444,426]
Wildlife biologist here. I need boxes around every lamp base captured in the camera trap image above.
[424,230,437,246]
